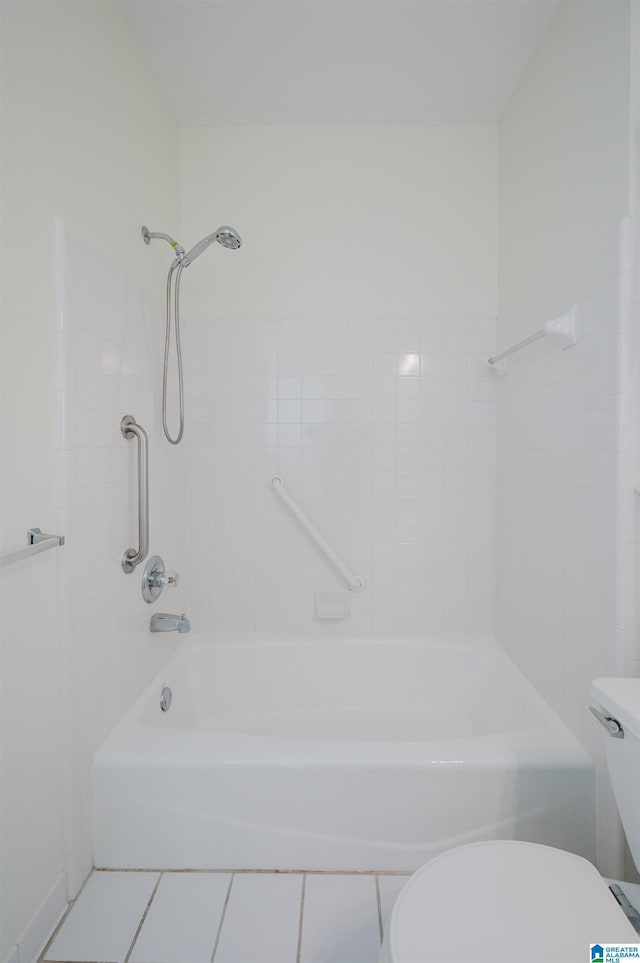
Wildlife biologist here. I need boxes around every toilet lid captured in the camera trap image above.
[390,841,637,963]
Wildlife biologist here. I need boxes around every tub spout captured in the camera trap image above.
[150,612,191,634]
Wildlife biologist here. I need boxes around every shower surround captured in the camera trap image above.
[179,125,499,640]
[54,209,498,894]
[54,220,187,896]
[183,317,497,640]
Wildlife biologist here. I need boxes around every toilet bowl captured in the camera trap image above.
[380,677,640,963]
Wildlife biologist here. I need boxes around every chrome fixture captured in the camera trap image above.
[150,612,191,634]
[0,527,65,568]
[180,226,242,266]
[142,555,179,603]
[121,415,149,574]
[141,227,186,262]
[609,884,640,935]
[589,705,624,738]
[160,685,173,712]
[141,223,242,445]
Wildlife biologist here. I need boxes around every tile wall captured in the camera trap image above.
[496,217,640,879]
[54,221,187,897]
[183,318,497,640]
[53,215,639,889]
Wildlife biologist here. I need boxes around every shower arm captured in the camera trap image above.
[141,226,186,260]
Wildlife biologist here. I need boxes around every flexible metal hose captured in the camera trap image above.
[162,262,185,445]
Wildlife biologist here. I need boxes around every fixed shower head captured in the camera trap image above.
[179,226,242,267]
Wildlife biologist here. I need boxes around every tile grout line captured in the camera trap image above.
[296,874,307,963]
[124,871,163,963]
[210,873,235,963]
[40,868,96,962]
[375,876,384,945]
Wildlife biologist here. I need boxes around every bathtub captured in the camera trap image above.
[92,637,595,871]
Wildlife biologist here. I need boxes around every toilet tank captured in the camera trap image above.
[591,679,640,872]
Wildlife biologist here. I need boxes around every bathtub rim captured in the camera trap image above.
[93,635,593,771]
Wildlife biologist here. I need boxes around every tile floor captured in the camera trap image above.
[41,870,410,963]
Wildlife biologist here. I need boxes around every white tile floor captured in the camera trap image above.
[41,870,410,963]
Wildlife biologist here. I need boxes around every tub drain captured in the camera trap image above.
[160,685,172,712]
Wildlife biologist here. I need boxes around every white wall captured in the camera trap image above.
[626,3,640,688]
[0,3,179,959]
[180,127,498,640]
[499,1,630,333]
[497,0,633,878]
[181,126,497,322]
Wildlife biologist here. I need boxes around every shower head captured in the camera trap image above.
[179,226,242,267]
[216,227,242,250]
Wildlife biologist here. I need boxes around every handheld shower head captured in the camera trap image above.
[179,226,242,266]
[142,220,242,445]
[215,226,242,250]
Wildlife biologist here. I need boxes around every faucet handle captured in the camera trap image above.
[142,555,179,603]
[156,570,179,588]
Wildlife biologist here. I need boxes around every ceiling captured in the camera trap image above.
[123,0,558,126]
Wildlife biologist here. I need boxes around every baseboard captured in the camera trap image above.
[5,873,68,963]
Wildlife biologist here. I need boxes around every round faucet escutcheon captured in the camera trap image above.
[142,555,179,603]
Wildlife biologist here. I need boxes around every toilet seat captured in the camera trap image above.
[388,841,637,963]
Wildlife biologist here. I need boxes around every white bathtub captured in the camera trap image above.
[92,637,595,871]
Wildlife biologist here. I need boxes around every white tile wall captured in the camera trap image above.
[53,215,640,896]
[496,217,640,879]
[183,318,496,640]
[54,220,187,897]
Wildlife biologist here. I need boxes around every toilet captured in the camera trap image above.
[380,677,640,963]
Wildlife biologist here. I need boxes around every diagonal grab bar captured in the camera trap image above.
[270,475,365,592]
[488,327,548,366]
[488,305,577,374]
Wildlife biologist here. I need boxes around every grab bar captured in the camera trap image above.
[0,527,65,568]
[488,305,577,375]
[121,415,149,573]
[270,475,365,592]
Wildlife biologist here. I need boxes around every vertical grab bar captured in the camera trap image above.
[121,415,149,573]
